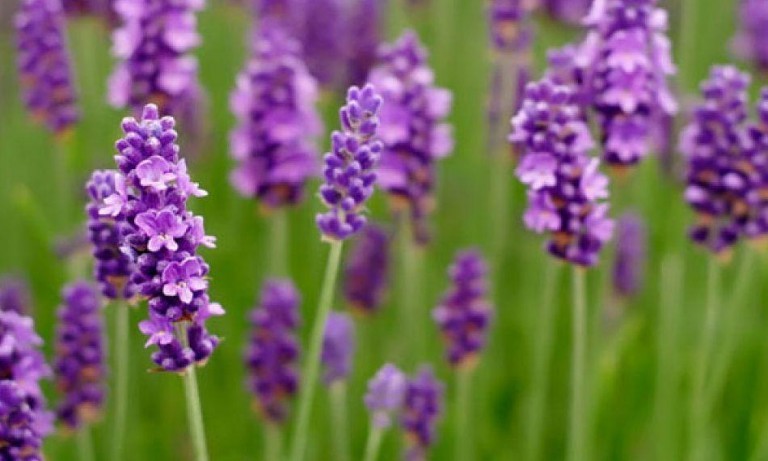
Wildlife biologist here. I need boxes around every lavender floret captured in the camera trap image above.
[364,363,406,429]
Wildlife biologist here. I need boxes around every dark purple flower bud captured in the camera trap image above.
[612,213,646,298]
[511,80,615,266]
[433,250,493,368]
[0,277,31,315]
[370,31,454,244]
[346,0,381,85]
[103,104,224,372]
[541,0,592,24]
[108,0,204,117]
[488,0,535,53]
[86,170,136,300]
[680,66,754,254]
[316,84,384,241]
[15,0,79,134]
[401,366,444,461]
[364,363,406,429]
[244,279,301,424]
[732,0,768,72]
[321,312,354,385]
[343,224,390,314]
[54,282,106,429]
[229,22,321,210]
[0,381,50,460]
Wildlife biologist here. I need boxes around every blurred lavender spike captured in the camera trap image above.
[0,276,31,315]
[401,366,444,461]
[733,0,768,72]
[365,363,407,429]
[343,224,390,314]
[321,312,354,385]
[540,0,592,24]
[612,213,646,298]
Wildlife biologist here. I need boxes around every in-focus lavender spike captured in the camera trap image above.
[364,363,406,429]
[369,31,453,244]
[732,0,768,72]
[316,84,384,241]
[229,22,321,210]
[101,103,224,372]
[15,0,80,134]
[86,170,135,300]
[612,213,646,298]
[343,224,390,314]
[433,250,493,368]
[0,277,31,315]
[511,80,614,266]
[244,279,301,423]
[321,312,354,385]
[108,0,204,117]
[401,366,444,461]
[54,282,106,429]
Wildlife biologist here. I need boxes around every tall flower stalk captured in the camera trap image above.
[290,84,383,461]
[322,312,355,461]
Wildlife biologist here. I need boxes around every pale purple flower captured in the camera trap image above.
[321,312,354,385]
[364,363,406,429]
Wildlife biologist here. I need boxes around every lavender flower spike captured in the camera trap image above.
[15,0,79,134]
[229,22,322,209]
[370,31,454,244]
[343,224,390,314]
[109,0,204,116]
[316,84,384,241]
[0,277,31,315]
[433,250,493,368]
[541,0,592,24]
[321,312,354,385]
[511,80,615,266]
[612,213,646,298]
[488,0,535,54]
[87,170,136,300]
[54,282,106,429]
[102,103,224,372]
[733,0,768,72]
[245,279,301,424]
[364,363,406,429]
[402,366,444,461]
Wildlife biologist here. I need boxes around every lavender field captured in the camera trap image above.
[0,0,763,460]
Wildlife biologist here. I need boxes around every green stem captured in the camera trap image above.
[399,218,424,366]
[289,241,344,461]
[177,324,210,461]
[77,426,96,461]
[689,258,720,461]
[54,139,73,230]
[456,368,473,461]
[330,382,351,461]
[567,268,587,461]
[270,209,289,277]
[265,423,282,461]
[111,302,130,461]
[677,0,698,91]
[363,425,384,461]
[526,262,560,461]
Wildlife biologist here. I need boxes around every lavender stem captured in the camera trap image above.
[363,426,384,461]
[290,241,344,461]
[456,368,473,461]
[111,302,130,461]
[399,217,424,365]
[178,323,210,461]
[265,423,282,461]
[77,426,95,461]
[270,209,289,277]
[330,382,351,461]
[568,268,587,461]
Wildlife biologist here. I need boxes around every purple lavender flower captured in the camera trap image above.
[364,363,406,429]
[229,22,321,209]
[101,104,224,372]
[316,84,383,241]
[15,0,79,134]
[541,0,592,24]
[244,279,301,423]
[62,0,110,16]
[54,282,106,429]
[0,277,31,315]
[321,312,354,385]
[0,381,49,460]
[346,0,381,86]
[680,66,755,254]
[488,0,535,54]
[298,0,346,87]
[433,250,493,368]
[108,0,204,117]
[612,213,646,298]
[401,366,444,461]
[86,170,136,300]
[577,0,678,168]
[511,80,615,266]
[733,0,768,72]
[343,224,390,314]
[370,31,453,244]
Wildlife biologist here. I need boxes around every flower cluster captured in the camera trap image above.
[108,0,204,117]
[0,309,52,458]
[15,0,79,134]
[433,250,492,368]
[244,279,301,423]
[229,22,321,210]
[680,66,764,253]
[54,282,106,429]
[511,80,614,266]
[86,170,136,300]
[612,213,646,298]
[321,312,354,385]
[733,0,768,72]
[370,31,453,244]
[364,363,406,429]
[0,277,31,315]
[343,224,390,314]
[402,367,444,461]
[101,104,223,372]
[577,0,678,167]
[487,0,535,53]
[316,84,383,241]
